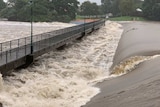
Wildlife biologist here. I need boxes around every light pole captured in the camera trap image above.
[30,0,33,54]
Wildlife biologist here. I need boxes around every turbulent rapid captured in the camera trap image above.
[111,55,160,75]
[0,21,123,107]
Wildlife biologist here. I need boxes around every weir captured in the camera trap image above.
[111,21,160,74]
[0,20,105,75]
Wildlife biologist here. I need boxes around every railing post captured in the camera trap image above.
[10,41,11,57]
[10,41,11,50]
[17,39,19,59]
[37,36,39,50]
[30,0,33,54]
[0,43,2,59]
[49,34,51,46]
[41,34,43,49]
[0,43,2,52]
[84,16,85,33]
[6,51,8,64]
[25,37,26,55]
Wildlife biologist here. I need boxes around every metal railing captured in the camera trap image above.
[0,19,105,67]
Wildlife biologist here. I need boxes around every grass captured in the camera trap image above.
[108,16,146,21]
[76,15,84,19]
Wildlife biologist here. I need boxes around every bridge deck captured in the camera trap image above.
[0,20,105,75]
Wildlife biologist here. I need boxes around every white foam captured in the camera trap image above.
[111,55,160,75]
[0,21,123,107]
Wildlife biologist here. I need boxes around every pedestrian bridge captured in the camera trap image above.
[0,19,105,75]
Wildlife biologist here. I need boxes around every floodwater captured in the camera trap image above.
[0,21,74,42]
[0,21,123,107]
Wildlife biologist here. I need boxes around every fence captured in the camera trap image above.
[0,19,105,69]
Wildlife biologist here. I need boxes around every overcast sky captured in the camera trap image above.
[78,0,101,5]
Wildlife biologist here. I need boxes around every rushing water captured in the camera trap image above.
[111,55,160,75]
[0,21,74,42]
[0,21,123,107]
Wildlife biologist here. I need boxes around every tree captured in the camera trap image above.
[0,7,17,20]
[142,0,160,20]
[111,0,120,16]
[101,0,143,16]
[53,0,79,20]
[0,0,6,11]
[1,0,79,22]
[142,0,154,18]
[152,3,160,20]
[80,1,100,16]
[101,0,113,14]
[119,0,134,16]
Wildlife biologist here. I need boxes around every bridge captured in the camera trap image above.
[0,19,105,75]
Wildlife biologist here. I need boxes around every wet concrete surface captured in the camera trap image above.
[84,57,160,107]
[83,21,160,107]
[112,21,160,68]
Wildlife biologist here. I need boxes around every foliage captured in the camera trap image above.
[80,1,100,16]
[101,0,113,14]
[142,0,160,21]
[152,3,160,20]
[0,0,6,11]
[53,0,79,19]
[0,0,79,22]
[101,0,143,16]
[111,0,120,16]
[119,0,134,16]
[0,7,17,20]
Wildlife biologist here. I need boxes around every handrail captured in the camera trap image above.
[0,19,105,71]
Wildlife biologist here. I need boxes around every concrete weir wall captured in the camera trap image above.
[111,21,160,74]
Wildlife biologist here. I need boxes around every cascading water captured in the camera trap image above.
[0,21,123,107]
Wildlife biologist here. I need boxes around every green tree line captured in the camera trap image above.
[142,0,160,20]
[0,0,103,22]
[1,0,160,22]
[101,0,143,16]
[0,0,79,22]
[101,0,160,21]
